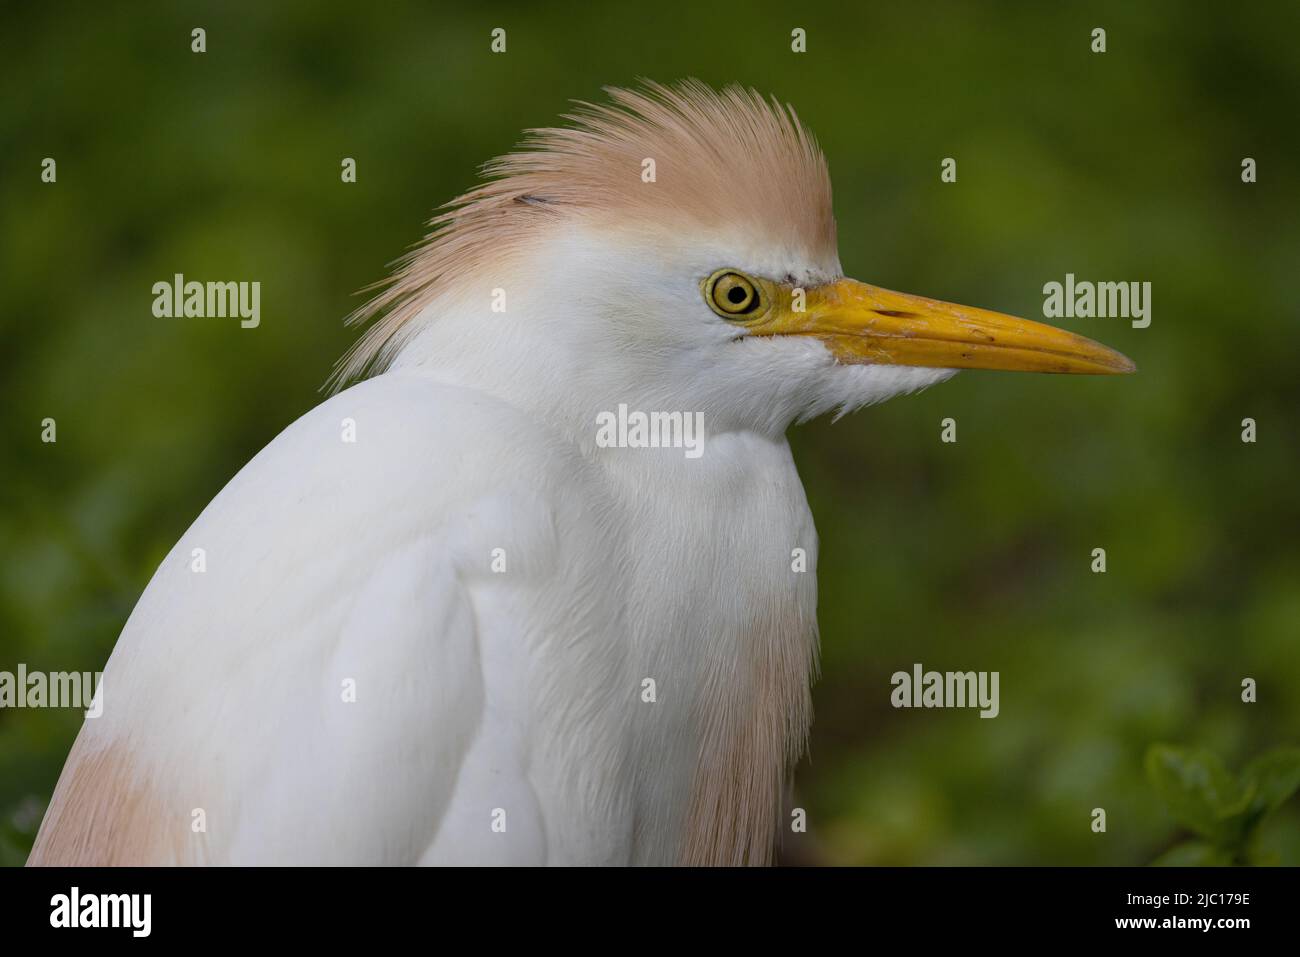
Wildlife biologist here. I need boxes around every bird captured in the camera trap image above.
[29,80,1133,867]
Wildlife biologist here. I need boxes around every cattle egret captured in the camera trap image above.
[30,81,1133,867]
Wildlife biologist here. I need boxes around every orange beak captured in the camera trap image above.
[751,278,1135,375]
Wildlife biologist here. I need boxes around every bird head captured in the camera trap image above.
[337,80,1133,439]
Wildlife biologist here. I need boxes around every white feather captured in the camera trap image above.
[35,219,950,865]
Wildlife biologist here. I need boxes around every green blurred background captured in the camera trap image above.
[2,1,1297,865]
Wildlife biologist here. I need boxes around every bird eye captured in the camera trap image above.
[705,270,761,318]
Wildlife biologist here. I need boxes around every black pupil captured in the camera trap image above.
[727,285,748,305]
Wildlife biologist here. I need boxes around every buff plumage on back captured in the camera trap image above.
[330,79,836,388]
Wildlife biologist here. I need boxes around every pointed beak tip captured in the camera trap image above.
[1106,352,1138,375]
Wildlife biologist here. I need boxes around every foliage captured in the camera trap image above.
[1147,745,1300,865]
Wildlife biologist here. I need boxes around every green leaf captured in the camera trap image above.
[1243,747,1300,817]
[1144,744,1251,846]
